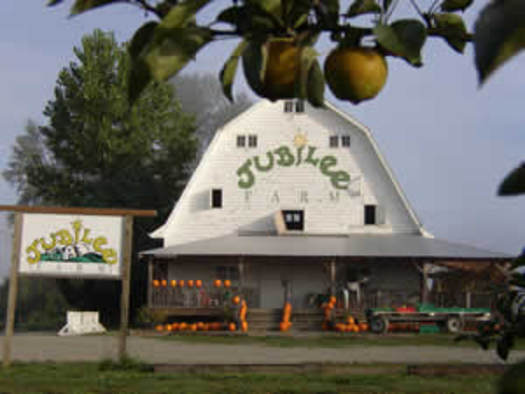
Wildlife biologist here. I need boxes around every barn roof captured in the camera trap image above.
[141,233,509,260]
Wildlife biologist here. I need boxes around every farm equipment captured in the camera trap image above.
[366,303,492,334]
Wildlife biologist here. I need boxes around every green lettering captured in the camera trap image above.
[274,146,294,167]
[93,236,108,253]
[304,146,319,167]
[56,229,73,246]
[237,159,255,189]
[81,229,93,245]
[254,152,274,172]
[320,155,338,176]
[331,171,350,190]
[295,146,304,166]
[102,248,118,265]
[39,233,57,250]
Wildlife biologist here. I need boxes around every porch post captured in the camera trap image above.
[330,259,336,296]
[147,257,153,308]
[238,256,244,295]
[421,261,430,304]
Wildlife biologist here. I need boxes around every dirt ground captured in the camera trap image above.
[2,333,524,365]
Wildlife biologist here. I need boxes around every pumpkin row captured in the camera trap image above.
[152,279,233,288]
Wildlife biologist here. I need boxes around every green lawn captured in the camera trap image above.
[157,332,525,349]
[0,362,498,393]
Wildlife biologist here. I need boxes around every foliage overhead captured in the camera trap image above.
[46,0,523,108]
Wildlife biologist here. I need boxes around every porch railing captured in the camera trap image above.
[150,286,258,309]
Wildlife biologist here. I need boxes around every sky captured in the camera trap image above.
[0,1,524,275]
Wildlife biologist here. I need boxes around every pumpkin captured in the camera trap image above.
[153,280,160,287]
[190,323,197,332]
[202,323,209,331]
[165,324,172,331]
[195,279,202,288]
[179,322,187,331]
[359,323,368,332]
[347,316,355,325]
[197,322,204,330]
[187,280,194,288]
[214,279,222,288]
[171,322,179,331]
[353,325,360,333]
[170,280,177,287]
[241,321,248,332]
[228,322,237,331]
[179,280,185,287]
[224,279,231,288]
[161,279,167,287]
[155,324,163,332]
[329,296,337,304]
[279,322,290,332]
[232,295,241,305]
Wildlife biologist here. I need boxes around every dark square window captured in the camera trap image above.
[282,210,304,230]
[295,100,305,113]
[364,205,376,225]
[216,266,239,281]
[212,189,222,208]
[237,135,246,147]
[284,101,294,113]
[248,135,258,147]
[329,135,339,148]
[341,135,351,147]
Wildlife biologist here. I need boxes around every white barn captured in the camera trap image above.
[142,100,507,321]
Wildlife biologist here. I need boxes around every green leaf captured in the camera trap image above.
[346,0,381,17]
[128,57,152,105]
[474,0,525,84]
[70,0,118,15]
[145,27,213,81]
[160,0,211,29]
[306,60,325,108]
[441,0,473,12]
[433,13,468,53]
[316,0,340,28]
[284,0,311,29]
[498,163,525,196]
[247,0,282,18]
[297,46,319,99]
[129,22,158,60]
[374,19,427,66]
[217,6,241,25]
[47,0,64,6]
[241,41,267,97]
[219,40,248,102]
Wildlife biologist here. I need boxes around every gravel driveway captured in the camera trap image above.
[3,333,525,365]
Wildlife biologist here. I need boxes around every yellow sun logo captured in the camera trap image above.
[293,133,308,147]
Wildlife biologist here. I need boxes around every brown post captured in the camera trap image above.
[330,259,336,296]
[118,215,133,362]
[3,213,23,367]
[421,262,430,304]
[238,256,244,295]
[147,257,153,308]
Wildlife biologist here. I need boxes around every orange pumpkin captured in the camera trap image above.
[171,322,179,331]
[155,324,163,332]
[279,322,290,332]
[179,280,185,287]
[202,323,209,331]
[190,323,197,332]
[161,279,167,287]
[233,295,241,305]
[153,280,160,287]
[241,321,249,332]
[179,322,187,331]
[170,280,177,287]
[165,324,172,331]
[187,280,194,288]
[224,279,231,288]
[347,316,355,325]
[228,322,237,331]
[197,322,204,330]
[359,323,368,332]
[329,296,337,304]
[195,279,202,288]
[214,279,222,288]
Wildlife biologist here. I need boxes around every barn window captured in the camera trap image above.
[364,205,376,225]
[329,135,339,148]
[216,266,239,281]
[237,135,246,147]
[248,134,258,147]
[211,189,222,208]
[295,100,305,113]
[341,135,351,147]
[284,101,294,113]
[282,210,304,230]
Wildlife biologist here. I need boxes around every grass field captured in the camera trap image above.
[157,332,525,350]
[0,362,499,393]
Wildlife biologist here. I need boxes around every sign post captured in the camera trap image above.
[0,206,156,367]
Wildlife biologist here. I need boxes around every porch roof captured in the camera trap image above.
[141,234,510,260]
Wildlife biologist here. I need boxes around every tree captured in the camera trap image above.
[173,73,252,157]
[3,29,197,325]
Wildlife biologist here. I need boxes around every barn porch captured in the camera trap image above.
[141,233,509,324]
